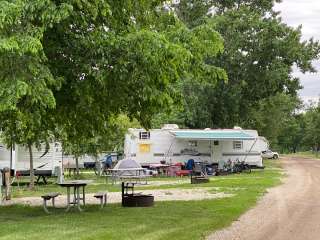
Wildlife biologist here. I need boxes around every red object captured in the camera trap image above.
[175,170,191,177]
[174,162,184,166]
[168,165,181,176]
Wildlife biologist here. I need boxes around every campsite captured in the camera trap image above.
[1,0,320,240]
[0,160,282,240]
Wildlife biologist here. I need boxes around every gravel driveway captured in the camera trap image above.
[4,187,233,207]
[208,156,320,240]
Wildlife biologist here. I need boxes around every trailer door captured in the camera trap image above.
[211,140,222,163]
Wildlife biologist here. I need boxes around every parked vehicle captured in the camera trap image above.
[262,150,279,159]
[124,125,267,168]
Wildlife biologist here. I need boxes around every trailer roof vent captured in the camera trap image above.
[161,124,179,130]
[204,128,211,130]
[233,126,242,130]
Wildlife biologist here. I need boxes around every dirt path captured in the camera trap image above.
[208,156,320,240]
[4,188,233,207]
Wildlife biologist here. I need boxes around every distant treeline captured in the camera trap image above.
[151,1,320,154]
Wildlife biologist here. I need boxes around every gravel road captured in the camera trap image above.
[5,187,233,207]
[208,156,320,240]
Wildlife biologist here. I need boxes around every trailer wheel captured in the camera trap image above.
[273,154,279,159]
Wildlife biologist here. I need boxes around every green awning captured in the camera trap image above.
[170,130,255,140]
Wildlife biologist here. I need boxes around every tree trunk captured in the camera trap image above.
[28,143,35,190]
[75,156,80,177]
[9,144,13,170]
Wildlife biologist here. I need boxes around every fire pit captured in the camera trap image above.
[191,176,209,184]
[121,182,154,207]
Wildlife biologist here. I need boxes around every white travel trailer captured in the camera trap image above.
[0,143,63,177]
[0,142,119,177]
[124,125,269,167]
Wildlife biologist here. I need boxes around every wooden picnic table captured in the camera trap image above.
[58,180,92,212]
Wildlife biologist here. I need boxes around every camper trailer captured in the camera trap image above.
[124,125,269,167]
[0,142,100,176]
[0,143,63,177]
[0,142,121,177]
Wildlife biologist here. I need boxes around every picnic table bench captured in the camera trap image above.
[94,192,108,208]
[41,192,60,213]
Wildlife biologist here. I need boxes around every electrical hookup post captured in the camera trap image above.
[0,167,11,204]
[54,166,64,184]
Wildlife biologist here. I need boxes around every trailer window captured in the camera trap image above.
[139,131,150,140]
[139,144,151,153]
[233,141,243,150]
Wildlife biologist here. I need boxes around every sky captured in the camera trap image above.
[274,0,320,103]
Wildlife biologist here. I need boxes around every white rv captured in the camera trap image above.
[0,142,118,176]
[0,143,63,177]
[124,125,269,167]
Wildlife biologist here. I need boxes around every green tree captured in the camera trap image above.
[303,103,320,153]
[42,1,226,161]
[174,0,282,25]
[0,0,71,188]
[161,1,319,136]
[244,93,300,148]
[1,0,226,184]
[209,8,318,126]
[277,114,305,153]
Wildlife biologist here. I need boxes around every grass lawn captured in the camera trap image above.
[10,174,120,198]
[0,160,283,240]
[284,151,320,160]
